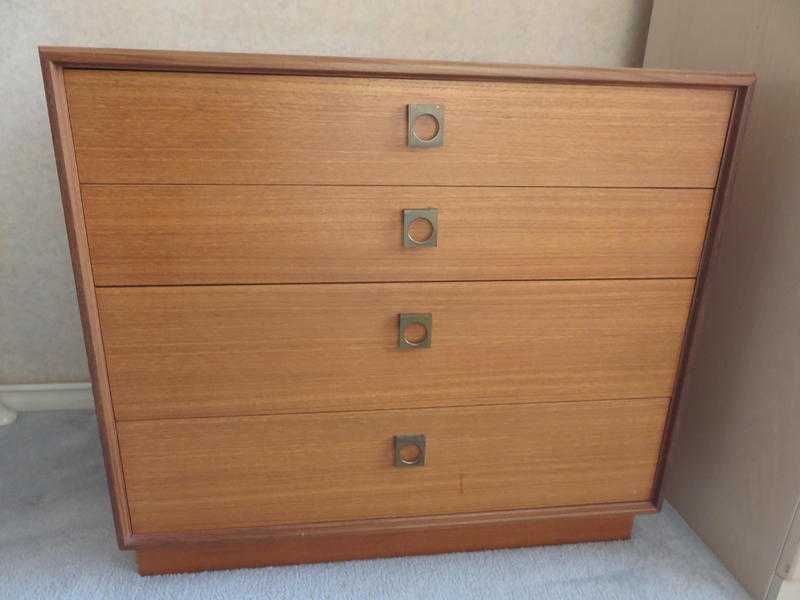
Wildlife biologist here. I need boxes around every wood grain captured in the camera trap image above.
[39,57,133,547]
[40,46,756,87]
[83,185,713,286]
[136,513,634,574]
[40,46,756,560]
[98,279,694,421]
[64,70,734,187]
[118,398,668,533]
[40,48,753,566]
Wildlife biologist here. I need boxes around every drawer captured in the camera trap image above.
[118,398,669,533]
[65,70,733,187]
[98,279,693,420]
[83,185,712,286]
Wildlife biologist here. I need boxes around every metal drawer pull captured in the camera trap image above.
[394,434,426,467]
[403,208,438,248]
[407,104,444,148]
[398,313,432,348]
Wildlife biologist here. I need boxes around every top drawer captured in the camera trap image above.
[64,70,733,187]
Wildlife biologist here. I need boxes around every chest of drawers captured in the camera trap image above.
[40,47,754,575]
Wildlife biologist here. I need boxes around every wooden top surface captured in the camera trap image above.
[39,46,755,87]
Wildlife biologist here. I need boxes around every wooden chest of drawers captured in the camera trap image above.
[40,47,754,575]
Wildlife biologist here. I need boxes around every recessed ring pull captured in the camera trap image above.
[408,104,444,148]
[398,313,432,349]
[403,208,438,248]
[394,434,426,467]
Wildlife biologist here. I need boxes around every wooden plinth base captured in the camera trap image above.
[136,514,633,575]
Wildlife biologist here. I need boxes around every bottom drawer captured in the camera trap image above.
[118,398,668,534]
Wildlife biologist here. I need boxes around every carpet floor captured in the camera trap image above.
[0,411,750,599]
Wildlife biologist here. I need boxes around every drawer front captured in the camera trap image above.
[118,398,668,533]
[65,70,733,187]
[84,186,712,286]
[98,279,693,420]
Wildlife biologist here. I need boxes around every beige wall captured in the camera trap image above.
[645,2,800,599]
[0,0,653,384]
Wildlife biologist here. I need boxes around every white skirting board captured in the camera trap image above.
[0,383,94,425]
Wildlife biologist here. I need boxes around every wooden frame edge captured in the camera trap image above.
[651,79,757,508]
[39,51,133,548]
[38,45,755,88]
[128,501,656,549]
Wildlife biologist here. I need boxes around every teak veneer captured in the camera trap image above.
[40,46,755,575]
[83,186,712,286]
[99,280,691,420]
[64,69,732,187]
[119,398,668,533]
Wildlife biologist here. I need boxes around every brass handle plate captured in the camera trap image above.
[398,313,432,348]
[394,434,426,467]
[407,104,444,148]
[403,208,438,248]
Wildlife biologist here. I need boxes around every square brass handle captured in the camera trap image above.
[403,208,438,248]
[394,434,426,467]
[398,313,432,348]
[407,104,444,148]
